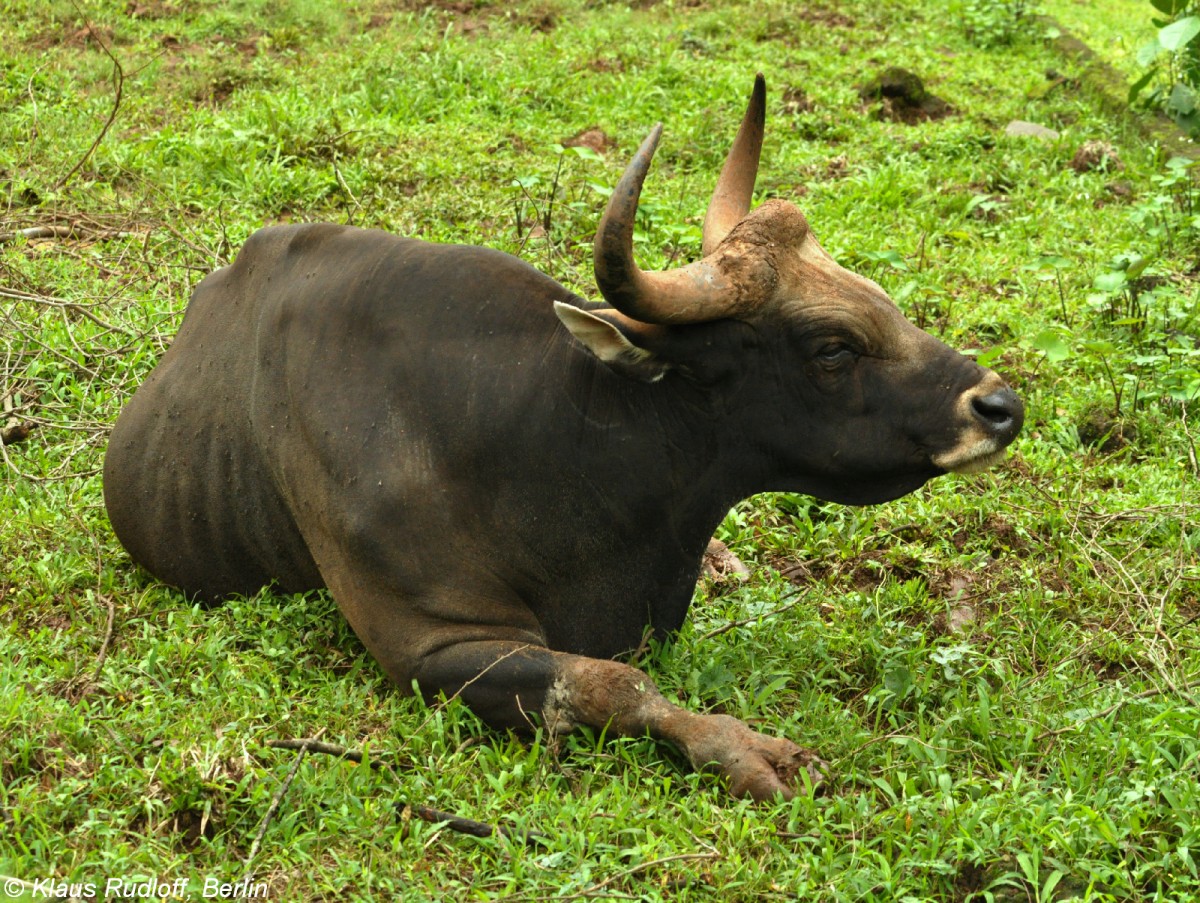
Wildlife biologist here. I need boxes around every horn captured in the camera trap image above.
[701,73,767,256]
[594,121,749,325]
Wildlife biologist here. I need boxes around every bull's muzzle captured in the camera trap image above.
[933,377,1024,475]
[970,386,1023,446]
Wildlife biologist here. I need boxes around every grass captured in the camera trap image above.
[2,0,1199,899]
[1041,0,1154,81]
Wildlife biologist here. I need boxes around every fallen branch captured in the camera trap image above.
[398,801,548,849]
[91,592,117,683]
[0,286,136,336]
[514,852,723,902]
[266,736,548,848]
[266,737,375,763]
[0,225,143,244]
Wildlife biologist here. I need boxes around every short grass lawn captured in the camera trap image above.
[2,0,1198,900]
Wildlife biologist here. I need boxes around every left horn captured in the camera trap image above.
[701,73,766,256]
[593,124,744,324]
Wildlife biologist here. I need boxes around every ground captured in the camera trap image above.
[1,0,1199,899]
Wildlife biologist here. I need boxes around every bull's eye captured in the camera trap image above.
[816,342,856,370]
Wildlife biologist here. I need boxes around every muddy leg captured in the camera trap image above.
[414,641,825,801]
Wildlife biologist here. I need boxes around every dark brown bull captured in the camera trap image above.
[104,76,1022,799]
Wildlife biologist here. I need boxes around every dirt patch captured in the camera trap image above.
[780,86,814,115]
[859,68,953,124]
[624,0,706,8]
[198,74,245,105]
[774,548,925,593]
[394,0,480,12]
[126,0,179,18]
[173,806,218,850]
[758,7,854,43]
[33,23,116,50]
[949,513,1030,559]
[799,8,855,27]
[1070,140,1123,174]
[563,127,615,156]
[389,1,557,35]
[587,57,626,74]
[1077,410,1136,453]
[518,9,557,32]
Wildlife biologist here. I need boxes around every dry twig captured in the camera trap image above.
[244,730,326,879]
[1036,676,1200,741]
[90,592,117,684]
[54,14,124,191]
[697,592,809,642]
[266,736,549,848]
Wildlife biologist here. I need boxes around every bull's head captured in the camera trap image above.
[555,75,1023,505]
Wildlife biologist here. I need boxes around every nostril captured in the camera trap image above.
[971,389,1023,438]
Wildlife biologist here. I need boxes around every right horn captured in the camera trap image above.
[593,125,744,325]
[701,73,766,256]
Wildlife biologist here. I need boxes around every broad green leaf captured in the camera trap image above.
[862,249,908,270]
[1025,253,1071,273]
[1041,870,1066,901]
[1152,0,1189,14]
[1094,271,1128,292]
[976,346,1005,368]
[566,145,603,161]
[1169,82,1199,117]
[893,280,919,303]
[1123,255,1151,279]
[1032,329,1071,362]
[883,663,912,696]
[1159,16,1200,52]
[1136,40,1163,69]
[1176,107,1200,135]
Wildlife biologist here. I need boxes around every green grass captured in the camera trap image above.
[3,0,1199,899]
[1041,0,1154,81]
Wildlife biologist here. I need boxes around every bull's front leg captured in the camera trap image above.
[413,641,825,801]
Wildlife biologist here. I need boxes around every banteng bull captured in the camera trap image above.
[104,76,1022,800]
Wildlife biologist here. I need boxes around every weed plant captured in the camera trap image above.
[2,0,1199,900]
[1132,0,1200,133]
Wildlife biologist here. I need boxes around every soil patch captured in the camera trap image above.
[858,67,953,124]
[563,127,615,156]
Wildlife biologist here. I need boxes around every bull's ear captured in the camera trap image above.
[553,302,671,383]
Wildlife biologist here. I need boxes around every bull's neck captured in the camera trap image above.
[618,369,756,553]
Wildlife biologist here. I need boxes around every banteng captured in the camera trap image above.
[104,76,1022,799]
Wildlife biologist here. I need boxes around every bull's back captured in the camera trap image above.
[104,228,325,600]
[106,222,578,602]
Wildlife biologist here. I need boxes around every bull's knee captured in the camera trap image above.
[411,641,561,732]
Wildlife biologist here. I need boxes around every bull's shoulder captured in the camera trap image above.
[232,222,414,269]
[231,223,556,288]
